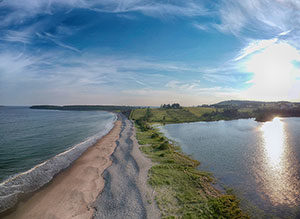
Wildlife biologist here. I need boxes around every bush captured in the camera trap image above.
[151,133,159,138]
[157,141,169,150]
[136,119,150,131]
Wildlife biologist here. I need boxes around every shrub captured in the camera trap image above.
[151,133,159,138]
[157,141,169,150]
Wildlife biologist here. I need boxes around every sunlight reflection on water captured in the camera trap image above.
[261,117,285,169]
[259,117,300,207]
[161,118,300,216]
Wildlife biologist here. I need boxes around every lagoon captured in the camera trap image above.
[160,118,300,218]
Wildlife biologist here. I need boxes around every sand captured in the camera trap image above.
[4,118,122,219]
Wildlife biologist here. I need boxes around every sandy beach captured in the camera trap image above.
[3,117,122,219]
[3,114,160,219]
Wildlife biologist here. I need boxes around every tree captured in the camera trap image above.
[161,103,181,109]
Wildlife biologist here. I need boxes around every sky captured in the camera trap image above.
[1,0,300,106]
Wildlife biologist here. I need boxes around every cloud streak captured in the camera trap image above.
[215,0,300,47]
[0,46,246,105]
[0,0,208,28]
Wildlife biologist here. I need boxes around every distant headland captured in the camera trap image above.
[30,100,300,122]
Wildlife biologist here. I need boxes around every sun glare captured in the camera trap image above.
[243,41,300,101]
[261,117,285,168]
[258,117,299,206]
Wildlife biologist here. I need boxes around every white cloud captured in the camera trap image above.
[0,0,207,28]
[121,86,240,106]
[0,51,36,77]
[166,80,200,91]
[36,32,80,52]
[234,38,278,61]
[2,30,32,44]
[279,30,292,36]
[0,47,244,105]
[216,0,300,47]
[193,23,209,31]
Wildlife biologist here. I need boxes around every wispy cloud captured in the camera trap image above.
[122,85,240,106]
[36,32,80,52]
[215,0,300,47]
[0,0,208,28]
[234,38,278,61]
[0,46,246,105]
[193,23,209,31]
[166,80,200,91]
[0,51,36,78]
[1,30,32,44]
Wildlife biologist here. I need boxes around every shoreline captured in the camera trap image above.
[0,112,117,214]
[2,116,122,218]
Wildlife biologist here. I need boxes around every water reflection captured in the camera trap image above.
[261,117,285,169]
[258,117,299,206]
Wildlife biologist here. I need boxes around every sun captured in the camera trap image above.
[243,41,300,101]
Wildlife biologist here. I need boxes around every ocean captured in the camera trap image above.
[0,107,116,212]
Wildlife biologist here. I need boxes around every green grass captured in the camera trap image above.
[164,109,199,123]
[130,107,255,124]
[131,108,148,120]
[149,109,171,122]
[185,107,216,117]
[135,124,249,218]
[131,108,203,123]
[237,108,253,113]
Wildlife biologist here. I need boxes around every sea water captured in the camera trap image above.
[160,118,300,218]
[0,107,116,212]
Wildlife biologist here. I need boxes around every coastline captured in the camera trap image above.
[0,111,117,214]
[2,116,122,218]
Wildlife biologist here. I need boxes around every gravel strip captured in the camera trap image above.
[93,114,160,219]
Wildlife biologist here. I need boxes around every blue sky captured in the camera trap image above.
[1,0,300,106]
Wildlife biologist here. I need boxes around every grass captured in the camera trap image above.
[185,107,216,117]
[131,107,255,124]
[131,108,202,124]
[130,108,148,120]
[135,123,249,218]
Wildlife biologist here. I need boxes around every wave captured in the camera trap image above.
[0,113,117,213]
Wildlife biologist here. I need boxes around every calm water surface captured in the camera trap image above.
[160,118,300,218]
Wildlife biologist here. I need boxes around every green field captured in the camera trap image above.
[131,107,211,123]
[185,107,216,117]
[130,107,254,124]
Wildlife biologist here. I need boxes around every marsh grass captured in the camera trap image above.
[136,125,249,218]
